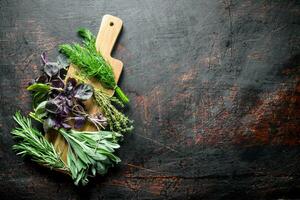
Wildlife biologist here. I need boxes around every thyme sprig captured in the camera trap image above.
[94,90,133,133]
[74,73,133,133]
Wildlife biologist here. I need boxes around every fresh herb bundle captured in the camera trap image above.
[14,110,123,185]
[94,89,133,133]
[27,56,107,132]
[74,73,133,133]
[59,28,129,104]
[11,42,133,185]
[59,129,122,185]
[11,112,67,170]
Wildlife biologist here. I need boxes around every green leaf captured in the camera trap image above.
[59,128,122,186]
[33,101,48,119]
[27,83,51,107]
[27,83,50,92]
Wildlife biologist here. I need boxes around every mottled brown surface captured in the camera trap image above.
[1,0,300,199]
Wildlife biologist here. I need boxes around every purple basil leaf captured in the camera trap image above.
[57,55,69,69]
[66,98,73,107]
[74,84,93,100]
[61,122,72,130]
[59,68,68,80]
[45,100,60,114]
[74,116,86,129]
[60,106,69,117]
[44,62,60,77]
[49,89,60,99]
[65,77,77,93]
[51,79,64,89]
[43,117,57,132]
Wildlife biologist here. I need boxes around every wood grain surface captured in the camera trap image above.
[0,0,300,199]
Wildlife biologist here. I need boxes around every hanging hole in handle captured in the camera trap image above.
[109,22,114,26]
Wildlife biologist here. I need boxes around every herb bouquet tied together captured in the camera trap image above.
[11,28,133,186]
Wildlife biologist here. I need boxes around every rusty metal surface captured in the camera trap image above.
[0,0,300,199]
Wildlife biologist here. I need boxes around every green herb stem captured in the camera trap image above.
[11,111,67,170]
[115,86,129,104]
[73,73,133,133]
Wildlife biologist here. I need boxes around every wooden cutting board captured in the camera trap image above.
[45,15,124,166]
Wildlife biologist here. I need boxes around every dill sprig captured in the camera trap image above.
[59,28,129,104]
[11,111,67,170]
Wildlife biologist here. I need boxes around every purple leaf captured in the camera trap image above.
[74,84,93,100]
[36,75,48,83]
[66,98,73,107]
[44,62,60,77]
[61,106,70,117]
[45,100,60,114]
[51,79,64,89]
[65,77,77,93]
[61,122,72,130]
[57,55,69,68]
[59,68,68,80]
[74,116,86,129]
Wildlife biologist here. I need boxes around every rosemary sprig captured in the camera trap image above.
[59,28,129,104]
[11,111,67,170]
[26,108,124,186]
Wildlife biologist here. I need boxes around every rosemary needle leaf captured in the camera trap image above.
[11,111,67,170]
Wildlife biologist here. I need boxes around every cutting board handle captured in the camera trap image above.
[96,15,123,58]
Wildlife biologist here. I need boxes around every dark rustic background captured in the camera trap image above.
[1,0,300,199]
